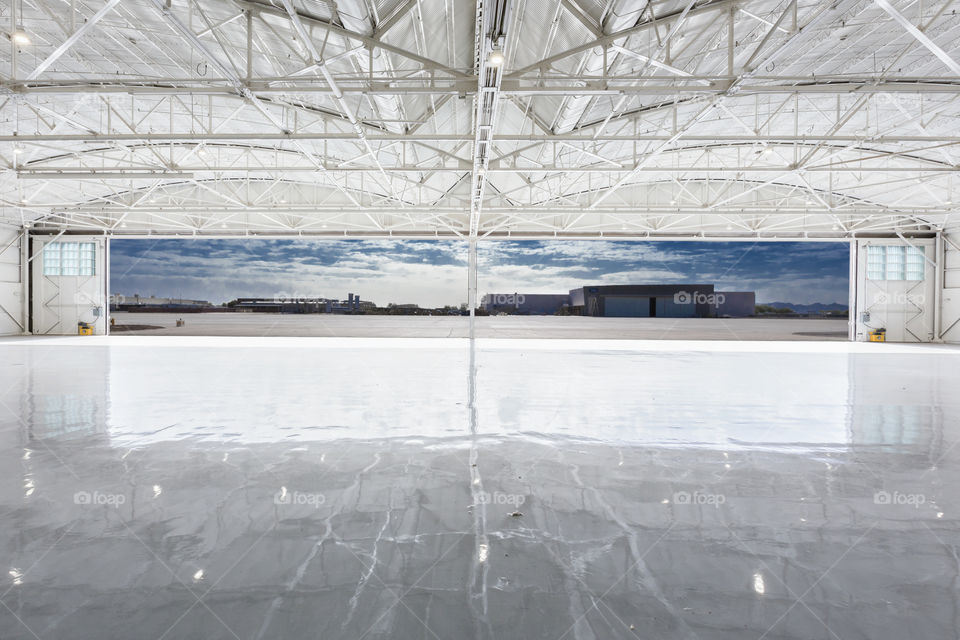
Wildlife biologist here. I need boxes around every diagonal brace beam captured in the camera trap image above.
[27,0,122,80]
[873,0,960,75]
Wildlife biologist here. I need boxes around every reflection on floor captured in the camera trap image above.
[0,337,958,639]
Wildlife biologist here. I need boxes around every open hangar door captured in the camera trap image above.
[30,235,109,336]
[0,226,26,336]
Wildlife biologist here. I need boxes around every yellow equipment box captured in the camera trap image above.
[869,328,886,342]
[77,322,94,336]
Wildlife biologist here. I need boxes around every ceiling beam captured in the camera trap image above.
[238,0,469,77]
[278,0,400,202]
[14,165,959,175]
[507,0,742,77]
[26,0,123,80]
[470,0,513,236]
[5,133,960,143]
[372,0,418,39]
[873,0,960,75]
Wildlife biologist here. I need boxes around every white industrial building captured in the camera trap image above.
[1,0,959,638]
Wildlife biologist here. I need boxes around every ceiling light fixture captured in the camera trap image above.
[10,27,30,45]
[487,49,505,67]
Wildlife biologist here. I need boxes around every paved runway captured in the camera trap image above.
[110,312,850,340]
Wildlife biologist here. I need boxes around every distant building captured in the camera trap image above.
[482,293,570,315]
[111,294,212,312]
[228,294,373,314]
[571,285,719,317]
[483,284,756,318]
[387,303,421,315]
[113,294,212,307]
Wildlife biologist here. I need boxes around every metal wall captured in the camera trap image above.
[0,226,25,336]
[31,236,108,336]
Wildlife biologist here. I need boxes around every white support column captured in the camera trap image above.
[104,236,111,335]
[468,237,478,322]
[21,227,29,335]
[848,240,858,341]
[938,229,960,343]
[934,232,944,342]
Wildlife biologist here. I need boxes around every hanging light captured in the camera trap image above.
[10,27,30,45]
[487,49,505,67]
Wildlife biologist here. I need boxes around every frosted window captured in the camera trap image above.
[61,242,79,276]
[885,246,904,280]
[905,246,925,281]
[41,242,96,276]
[866,245,926,282]
[42,244,60,276]
[866,246,885,280]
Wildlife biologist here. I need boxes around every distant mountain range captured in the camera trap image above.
[762,301,848,313]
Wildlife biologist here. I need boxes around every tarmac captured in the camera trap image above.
[109,312,850,340]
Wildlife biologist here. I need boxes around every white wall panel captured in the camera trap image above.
[0,226,24,336]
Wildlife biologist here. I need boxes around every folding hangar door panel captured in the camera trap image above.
[0,227,24,336]
[31,236,108,336]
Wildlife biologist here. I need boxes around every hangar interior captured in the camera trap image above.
[1,0,960,638]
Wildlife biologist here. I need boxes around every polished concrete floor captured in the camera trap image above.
[0,336,957,639]
[111,312,850,341]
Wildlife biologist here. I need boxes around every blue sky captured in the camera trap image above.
[110,239,849,307]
